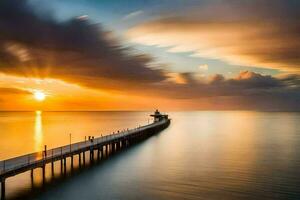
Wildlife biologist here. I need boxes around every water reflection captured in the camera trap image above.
[0,111,299,200]
[34,111,43,152]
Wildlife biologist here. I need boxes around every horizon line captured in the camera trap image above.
[0,109,299,112]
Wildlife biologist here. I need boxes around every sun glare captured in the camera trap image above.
[34,91,46,101]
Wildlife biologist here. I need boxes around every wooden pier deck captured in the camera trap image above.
[0,115,170,199]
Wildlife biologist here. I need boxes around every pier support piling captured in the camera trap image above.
[79,153,82,168]
[60,159,63,173]
[71,155,74,169]
[83,152,86,166]
[63,158,66,174]
[90,150,94,163]
[51,162,54,176]
[111,143,115,154]
[97,148,100,161]
[42,166,45,184]
[1,179,5,200]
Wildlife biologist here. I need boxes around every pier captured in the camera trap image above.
[0,111,170,199]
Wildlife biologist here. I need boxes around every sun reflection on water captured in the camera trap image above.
[34,110,43,152]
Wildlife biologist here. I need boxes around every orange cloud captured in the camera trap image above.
[128,17,300,73]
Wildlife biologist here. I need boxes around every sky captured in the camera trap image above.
[0,0,299,111]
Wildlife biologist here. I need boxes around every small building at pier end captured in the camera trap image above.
[150,110,168,122]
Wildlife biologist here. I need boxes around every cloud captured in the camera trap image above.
[0,87,31,103]
[127,0,300,72]
[0,0,167,91]
[198,64,208,71]
[0,87,31,95]
[156,71,300,110]
[122,10,144,21]
[158,71,299,98]
[0,0,299,111]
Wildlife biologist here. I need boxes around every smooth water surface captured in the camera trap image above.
[0,111,299,200]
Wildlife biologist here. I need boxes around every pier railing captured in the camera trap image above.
[0,119,167,176]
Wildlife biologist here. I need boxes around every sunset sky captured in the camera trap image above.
[0,0,299,111]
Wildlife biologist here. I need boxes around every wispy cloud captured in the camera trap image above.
[199,64,208,71]
[127,1,300,73]
[0,87,30,95]
[122,10,144,21]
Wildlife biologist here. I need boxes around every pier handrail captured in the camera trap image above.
[0,119,167,175]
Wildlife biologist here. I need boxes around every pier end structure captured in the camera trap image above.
[150,110,169,122]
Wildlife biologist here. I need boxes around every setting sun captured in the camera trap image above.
[34,91,46,101]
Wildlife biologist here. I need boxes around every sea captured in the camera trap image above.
[0,111,299,200]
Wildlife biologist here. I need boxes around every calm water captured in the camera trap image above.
[0,111,300,200]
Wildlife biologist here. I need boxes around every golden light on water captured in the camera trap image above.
[34,110,43,152]
[34,91,46,101]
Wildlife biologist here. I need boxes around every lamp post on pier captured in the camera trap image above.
[69,133,72,152]
[44,145,47,159]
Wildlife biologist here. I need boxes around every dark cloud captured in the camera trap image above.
[0,0,167,89]
[146,71,300,110]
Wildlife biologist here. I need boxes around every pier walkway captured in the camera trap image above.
[0,111,170,199]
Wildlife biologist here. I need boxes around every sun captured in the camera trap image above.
[34,91,46,101]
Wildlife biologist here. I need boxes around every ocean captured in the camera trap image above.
[0,111,299,200]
